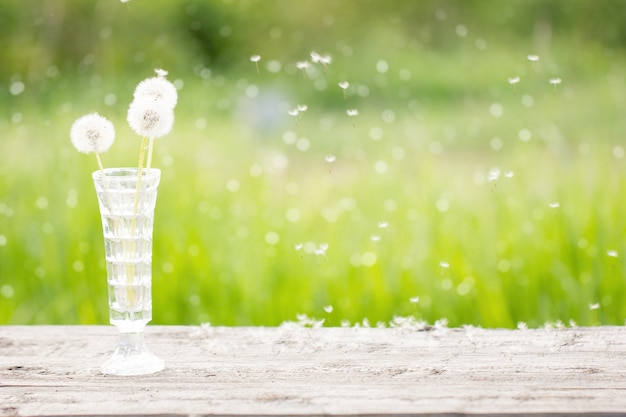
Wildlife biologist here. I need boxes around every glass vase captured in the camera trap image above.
[92,167,164,376]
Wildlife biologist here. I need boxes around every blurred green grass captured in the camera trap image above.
[1,0,625,328]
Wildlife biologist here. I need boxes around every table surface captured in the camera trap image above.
[1,325,626,416]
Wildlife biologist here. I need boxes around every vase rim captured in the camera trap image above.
[92,168,161,180]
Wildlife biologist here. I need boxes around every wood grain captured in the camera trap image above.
[1,325,626,416]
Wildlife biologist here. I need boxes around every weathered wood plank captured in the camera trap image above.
[1,325,626,416]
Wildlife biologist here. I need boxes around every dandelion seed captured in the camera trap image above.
[508,76,520,94]
[310,51,321,63]
[517,321,528,330]
[296,104,308,112]
[589,303,600,310]
[250,55,261,73]
[154,68,168,78]
[549,202,560,209]
[347,109,358,126]
[310,51,331,69]
[378,221,389,229]
[288,109,300,117]
[296,60,310,78]
[488,167,501,182]
[439,261,450,269]
[324,305,333,313]
[504,170,515,178]
[70,113,115,171]
[409,296,420,304]
[370,235,381,242]
[549,77,562,94]
[294,243,303,251]
[607,250,619,258]
[338,81,349,99]
[325,155,336,163]
[527,54,539,62]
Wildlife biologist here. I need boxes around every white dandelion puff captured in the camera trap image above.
[127,97,174,139]
[70,113,115,155]
[133,73,178,109]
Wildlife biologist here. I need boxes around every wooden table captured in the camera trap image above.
[1,325,626,416]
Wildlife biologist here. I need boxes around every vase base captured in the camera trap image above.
[101,332,164,376]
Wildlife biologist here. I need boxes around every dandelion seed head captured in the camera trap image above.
[133,74,178,109]
[70,113,115,154]
[127,97,174,139]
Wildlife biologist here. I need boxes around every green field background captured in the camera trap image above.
[1,0,625,328]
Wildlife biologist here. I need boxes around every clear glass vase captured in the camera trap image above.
[92,168,164,376]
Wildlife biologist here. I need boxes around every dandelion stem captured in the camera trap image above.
[134,136,148,213]
[146,137,155,171]
[95,152,105,173]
